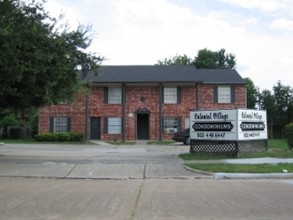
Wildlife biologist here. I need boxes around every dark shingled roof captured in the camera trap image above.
[83,65,245,84]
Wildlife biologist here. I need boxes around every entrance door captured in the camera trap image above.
[90,117,101,139]
[137,114,149,140]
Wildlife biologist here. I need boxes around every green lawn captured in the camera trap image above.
[181,139,293,173]
[268,139,289,149]
[186,163,293,173]
[0,138,94,145]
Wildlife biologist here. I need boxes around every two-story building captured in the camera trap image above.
[38,65,247,141]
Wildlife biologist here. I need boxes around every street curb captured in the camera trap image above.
[184,165,214,176]
[214,173,293,179]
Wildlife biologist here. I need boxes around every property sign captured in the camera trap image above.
[190,109,267,141]
[237,109,267,140]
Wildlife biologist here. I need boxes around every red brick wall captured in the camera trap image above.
[199,85,246,110]
[38,84,246,141]
[125,86,159,140]
[38,93,86,134]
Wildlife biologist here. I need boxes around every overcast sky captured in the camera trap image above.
[42,0,293,91]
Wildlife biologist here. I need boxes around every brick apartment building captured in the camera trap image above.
[38,65,247,141]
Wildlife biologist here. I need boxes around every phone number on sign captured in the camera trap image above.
[197,133,226,138]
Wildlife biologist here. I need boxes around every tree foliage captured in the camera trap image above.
[258,89,277,125]
[244,77,258,109]
[156,48,236,69]
[258,81,293,127]
[273,81,293,126]
[194,48,236,69]
[0,0,103,120]
[156,54,193,65]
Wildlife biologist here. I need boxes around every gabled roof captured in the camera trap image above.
[83,65,245,84]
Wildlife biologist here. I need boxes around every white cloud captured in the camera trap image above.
[270,18,293,31]
[44,0,86,30]
[218,0,285,12]
[96,0,245,63]
[39,0,293,90]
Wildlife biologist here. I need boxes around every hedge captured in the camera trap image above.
[9,127,21,139]
[34,132,84,142]
[285,123,293,150]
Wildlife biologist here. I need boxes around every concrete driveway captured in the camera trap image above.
[0,142,209,179]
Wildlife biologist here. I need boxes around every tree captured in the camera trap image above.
[156,48,236,69]
[258,81,293,138]
[156,54,193,65]
[0,0,103,122]
[244,77,258,109]
[194,48,236,69]
[273,81,293,126]
[258,89,277,125]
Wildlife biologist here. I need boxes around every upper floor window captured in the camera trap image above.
[214,86,235,103]
[163,87,181,104]
[105,87,122,104]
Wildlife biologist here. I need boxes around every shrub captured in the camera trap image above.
[284,123,293,150]
[9,127,21,139]
[57,133,70,142]
[34,132,84,142]
[69,132,84,141]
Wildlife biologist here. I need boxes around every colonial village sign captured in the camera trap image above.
[190,109,268,141]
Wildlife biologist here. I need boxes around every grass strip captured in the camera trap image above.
[186,163,293,173]
[179,149,293,161]
[0,139,94,145]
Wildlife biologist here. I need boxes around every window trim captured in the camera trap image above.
[163,86,181,104]
[214,86,235,104]
[104,117,122,134]
[163,117,181,134]
[105,86,122,104]
[49,117,71,133]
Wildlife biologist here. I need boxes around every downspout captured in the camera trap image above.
[196,83,200,110]
[85,95,89,140]
[122,83,126,141]
[159,83,163,141]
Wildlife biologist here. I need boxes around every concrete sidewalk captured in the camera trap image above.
[1,178,293,220]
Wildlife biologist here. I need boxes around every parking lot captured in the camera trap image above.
[0,142,208,179]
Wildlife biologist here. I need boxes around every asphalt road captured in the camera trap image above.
[0,143,293,219]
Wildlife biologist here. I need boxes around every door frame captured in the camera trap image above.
[90,117,101,140]
[135,108,150,140]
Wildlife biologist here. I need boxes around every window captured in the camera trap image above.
[108,87,122,104]
[50,117,70,133]
[164,117,178,134]
[215,86,235,103]
[108,117,121,134]
[164,87,177,104]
